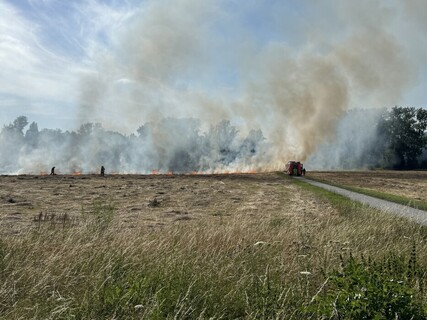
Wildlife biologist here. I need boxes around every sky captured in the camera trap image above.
[0,0,136,129]
[0,0,426,132]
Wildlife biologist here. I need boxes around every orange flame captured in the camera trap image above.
[72,172,81,176]
[152,170,159,175]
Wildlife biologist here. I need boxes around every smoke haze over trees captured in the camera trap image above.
[307,107,427,170]
[1,107,427,174]
[0,116,267,174]
[2,1,427,166]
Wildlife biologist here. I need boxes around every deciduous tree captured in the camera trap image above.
[379,107,427,169]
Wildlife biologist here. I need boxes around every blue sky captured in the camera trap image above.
[0,0,136,129]
[0,0,426,131]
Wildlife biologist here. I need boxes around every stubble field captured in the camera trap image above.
[307,170,427,202]
[0,173,330,235]
[1,172,427,319]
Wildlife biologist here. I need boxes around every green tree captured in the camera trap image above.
[2,115,28,135]
[24,121,39,147]
[78,122,103,136]
[379,107,427,169]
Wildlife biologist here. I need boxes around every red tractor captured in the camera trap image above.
[286,161,304,176]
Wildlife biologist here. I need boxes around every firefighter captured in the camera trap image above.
[50,166,56,175]
[100,166,105,177]
[302,168,306,176]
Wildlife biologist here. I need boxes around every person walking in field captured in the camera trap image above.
[100,166,105,177]
[50,167,56,175]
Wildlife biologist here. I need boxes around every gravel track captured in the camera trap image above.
[297,177,427,225]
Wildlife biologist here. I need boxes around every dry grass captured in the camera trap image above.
[1,173,427,318]
[1,173,311,235]
[308,170,427,202]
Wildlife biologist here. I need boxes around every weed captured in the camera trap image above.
[148,198,160,208]
[81,201,115,231]
[307,251,427,319]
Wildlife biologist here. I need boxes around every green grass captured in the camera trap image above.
[278,172,356,209]
[2,176,427,319]
[305,175,427,212]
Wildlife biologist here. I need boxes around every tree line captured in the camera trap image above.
[376,107,427,169]
[1,106,426,172]
[0,117,264,174]
[308,106,427,170]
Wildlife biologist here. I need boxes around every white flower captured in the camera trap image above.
[254,241,268,246]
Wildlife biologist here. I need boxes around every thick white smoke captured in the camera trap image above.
[0,117,266,174]
[2,0,426,173]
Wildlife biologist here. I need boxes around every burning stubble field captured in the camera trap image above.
[0,173,325,235]
[2,173,427,319]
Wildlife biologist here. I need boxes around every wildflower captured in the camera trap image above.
[254,241,268,246]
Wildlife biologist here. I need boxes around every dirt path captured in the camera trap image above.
[298,177,427,224]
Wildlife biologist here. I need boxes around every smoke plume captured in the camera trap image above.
[2,0,426,173]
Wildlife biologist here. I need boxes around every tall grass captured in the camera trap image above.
[2,179,427,319]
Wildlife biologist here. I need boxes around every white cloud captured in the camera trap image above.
[0,0,137,128]
[0,1,79,103]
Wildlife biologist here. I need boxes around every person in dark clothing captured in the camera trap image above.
[302,168,306,176]
[100,166,105,177]
[50,167,56,175]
